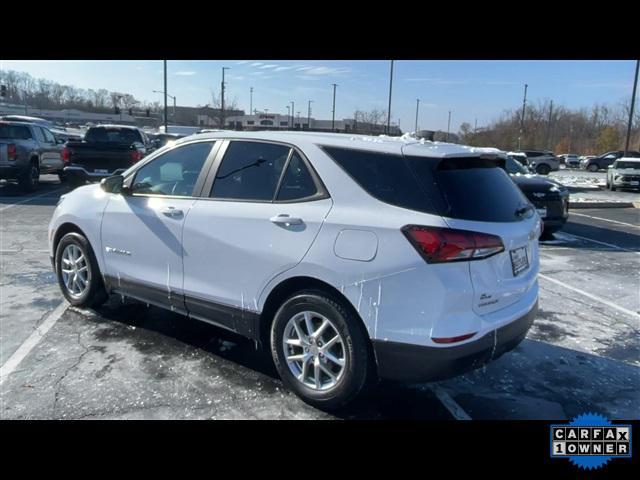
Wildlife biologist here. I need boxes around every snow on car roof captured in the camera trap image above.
[186,130,487,158]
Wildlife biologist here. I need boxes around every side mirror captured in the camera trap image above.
[100,175,127,194]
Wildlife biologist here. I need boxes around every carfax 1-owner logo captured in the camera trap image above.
[550,413,632,470]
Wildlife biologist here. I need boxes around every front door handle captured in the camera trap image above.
[161,206,183,218]
[270,214,303,226]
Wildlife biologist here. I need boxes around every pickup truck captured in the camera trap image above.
[63,125,149,187]
[0,120,65,192]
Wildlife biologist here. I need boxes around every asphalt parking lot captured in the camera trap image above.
[1,175,638,420]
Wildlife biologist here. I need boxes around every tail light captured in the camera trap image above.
[7,143,17,161]
[402,225,504,263]
[61,147,71,164]
[130,149,142,163]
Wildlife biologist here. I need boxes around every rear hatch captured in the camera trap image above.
[402,149,540,317]
[68,127,141,172]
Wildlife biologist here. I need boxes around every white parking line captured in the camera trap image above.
[0,301,68,386]
[554,232,640,255]
[570,212,640,229]
[539,274,640,320]
[0,188,64,213]
[430,385,472,420]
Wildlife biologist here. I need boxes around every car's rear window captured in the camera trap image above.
[85,128,141,144]
[0,124,32,140]
[322,146,529,223]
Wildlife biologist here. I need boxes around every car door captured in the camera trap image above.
[182,140,332,336]
[100,140,218,313]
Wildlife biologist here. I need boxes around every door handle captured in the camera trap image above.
[270,214,303,226]
[161,206,183,218]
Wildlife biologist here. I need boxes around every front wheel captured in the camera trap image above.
[55,232,108,308]
[270,290,374,410]
[536,164,551,175]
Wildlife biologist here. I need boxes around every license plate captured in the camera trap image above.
[510,247,529,277]
[537,208,547,218]
[631,181,639,186]
[95,169,108,174]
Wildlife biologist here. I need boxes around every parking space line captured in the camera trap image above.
[0,188,64,213]
[570,212,639,229]
[554,232,640,255]
[430,385,472,420]
[0,301,68,386]
[539,274,640,320]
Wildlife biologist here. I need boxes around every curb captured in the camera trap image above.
[569,201,638,209]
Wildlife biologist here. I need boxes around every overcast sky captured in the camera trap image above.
[0,60,637,131]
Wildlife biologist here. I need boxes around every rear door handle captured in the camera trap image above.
[270,214,303,226]
[161,206,183,218]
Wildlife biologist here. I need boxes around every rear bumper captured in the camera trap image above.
[372,299,537,382]
[64,166,127,182]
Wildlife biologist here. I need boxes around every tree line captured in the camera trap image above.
[459,97,640,155]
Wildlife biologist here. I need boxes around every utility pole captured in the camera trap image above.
[414,99,420,133]
[518,83,528,150]
[285,105,290,129]
[163,60,168,132]
[446,111,451,142]
[474,118,478,133]
[297,111,301,129]
[546,100,554,150]
[249,87,253,116]
[221,67,230,128]
[331,83,338,132]
[290,101,294,128]
[386,60,394,134]
[625,60,639,156]
[307,100,313,130]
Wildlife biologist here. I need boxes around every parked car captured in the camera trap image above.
[0,114,56,129]
[507,151,528,166]
[0,120,65,191]
[147,132,184,151]
[558,153,580,168]
[581,150,640,172]
[518,150,560,175]
[62,125,150,187]
[606,158,640,191]
[49,131,541,409]
[505,155,569,235]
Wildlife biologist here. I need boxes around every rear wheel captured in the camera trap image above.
[587,163,599,172]
[18,161,39,193]
[270,290,374,410]
[55,232,108,308]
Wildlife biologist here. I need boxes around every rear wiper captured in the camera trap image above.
[515,204,533,218]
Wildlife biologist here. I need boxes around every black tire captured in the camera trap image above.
[18,161,40,193]
[55,232,108,308]
[58,172,67,183]
[587,163,599,172]
[536,164,551,175]
[270,289,374,410]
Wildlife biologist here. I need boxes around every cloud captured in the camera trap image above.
[404,77,469,85]
[259,64,279,69]
[174,71,196,76]
[236,60,249,64]
[570,82,631,88]
[250,62,264,67]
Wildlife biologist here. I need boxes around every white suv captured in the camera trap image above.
[48,132,541,409]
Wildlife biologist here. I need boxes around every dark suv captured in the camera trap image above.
[582,150,640,172]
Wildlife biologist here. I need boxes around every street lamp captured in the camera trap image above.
[285,106,290,130]
[386,60,394,134]
[290,101,294,128]
[331,84,338,131]
[414,99,420,133]
[221,67,230,128]
[153,90,176,120]
[307,100,313,130]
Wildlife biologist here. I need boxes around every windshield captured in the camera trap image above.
[506,156,529,174]
[615,161,640,169]
[85,127,142,144]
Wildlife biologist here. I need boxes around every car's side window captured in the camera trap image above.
[210,141,291,201]
[42,128,56,144]
[276,151,318,201]
[131,141,214,197]
[33,127,46,143]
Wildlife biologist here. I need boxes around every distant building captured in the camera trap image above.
[224,112,401,135]
[0,102,137,125]
[416,129,460,143]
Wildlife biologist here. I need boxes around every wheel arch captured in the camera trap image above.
[53,222,90,259]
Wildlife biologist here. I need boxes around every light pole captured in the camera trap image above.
[414,98,420,133]
[221,67,230,128]
[163,60,168,131]
[249,87,253,116]
[307,100,313,130]
[546,100,554,150]
[446,111,451,142]
[290,101,294,128]
[297,111,301,129]
[386,60,394,134]
[153,90,176,120]
[285,106,290,129]
[518,83,528,150]
[624,60,639,156]
[331,84,338,132]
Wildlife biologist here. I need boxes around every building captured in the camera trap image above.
[0,102,138,126]
[224,113,402,135]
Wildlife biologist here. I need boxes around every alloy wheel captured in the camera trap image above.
[60,244,91,298]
